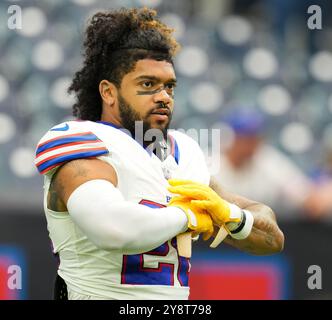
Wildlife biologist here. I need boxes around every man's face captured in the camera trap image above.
[117,59,176,138]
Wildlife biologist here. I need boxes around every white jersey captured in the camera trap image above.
[35,120,209,300]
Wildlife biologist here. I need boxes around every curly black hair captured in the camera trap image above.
[68,7,180,121]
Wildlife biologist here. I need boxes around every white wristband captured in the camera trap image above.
[229,209,254,240]
[210,204,254,248]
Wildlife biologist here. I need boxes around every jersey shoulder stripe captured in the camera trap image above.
[36,132,98,154]
[35,129,109,175]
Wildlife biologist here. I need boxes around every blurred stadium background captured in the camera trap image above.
[1,0,332,299]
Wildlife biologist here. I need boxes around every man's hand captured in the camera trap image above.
[168,196,214,240]
[168,179,241,226]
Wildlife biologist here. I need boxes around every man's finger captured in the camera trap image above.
[190,200,211,211]
[202,228,214,241]
[168,179,200,187]
[168,186,210,199]
[169,195,192,204]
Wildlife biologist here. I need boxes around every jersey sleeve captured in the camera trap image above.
[34,121,109,175]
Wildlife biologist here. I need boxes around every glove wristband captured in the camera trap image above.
[173,206,197,230]
[229,209,254,240]
[186,208,198,228]
[225,203,243,231]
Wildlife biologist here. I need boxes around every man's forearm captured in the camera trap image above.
[210,178,284,255]
[224,203,284,255]
[67,179,188,254]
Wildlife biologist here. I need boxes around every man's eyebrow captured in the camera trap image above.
[134,75,177,83]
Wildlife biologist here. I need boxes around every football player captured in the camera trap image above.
[35,8,284,300]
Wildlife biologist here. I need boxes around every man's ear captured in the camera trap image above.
[99,80,117,107]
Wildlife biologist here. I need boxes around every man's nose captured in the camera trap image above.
[153,88,172,105]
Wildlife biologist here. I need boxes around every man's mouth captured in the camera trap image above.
[150,108,170,116]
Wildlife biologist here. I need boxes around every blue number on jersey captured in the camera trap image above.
[121,200,189,286]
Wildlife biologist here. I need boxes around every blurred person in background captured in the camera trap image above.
[308,146,332,219]
[213,108,332,220]
[33,8,283,300]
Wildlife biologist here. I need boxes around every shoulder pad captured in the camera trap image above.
[35,121,109,175]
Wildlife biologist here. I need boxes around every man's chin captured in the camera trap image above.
[144,121,169,139]
[151,122,169,131]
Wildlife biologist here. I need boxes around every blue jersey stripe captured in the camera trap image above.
[36,134,99,155]
[173,138,180,164]
[37,149,108,173]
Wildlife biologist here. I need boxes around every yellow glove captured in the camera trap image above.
[168,195,214,240]
[168,179,241,226]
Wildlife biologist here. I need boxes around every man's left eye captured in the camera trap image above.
[142,81,153,88]
[165,83,176,90]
